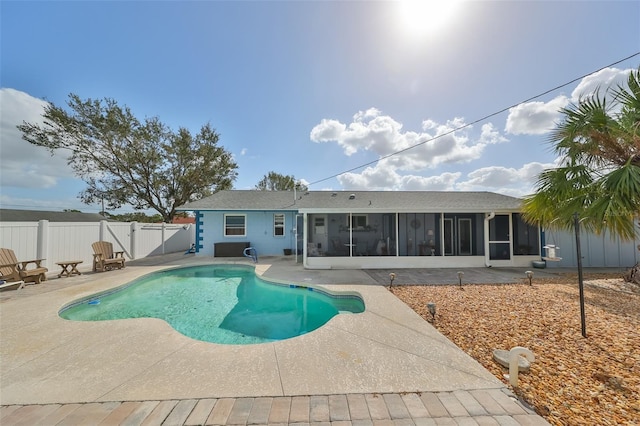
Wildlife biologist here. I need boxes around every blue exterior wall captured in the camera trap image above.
[193,207,638,267]
[544,222,640,268]
[198,210,297,257]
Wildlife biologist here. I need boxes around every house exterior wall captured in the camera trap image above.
[197,210,297,257]
[303,211,540,269]
[192,204,640,270]
[191,208,544,269]
[182,191,638,270]
[543,222,640,269]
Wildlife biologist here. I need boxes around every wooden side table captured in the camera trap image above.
[56,260,84,278]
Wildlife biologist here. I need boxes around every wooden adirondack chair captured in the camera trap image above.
[92,241,126,272]
[0,248,48,284]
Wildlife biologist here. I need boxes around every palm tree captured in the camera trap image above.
[522,66,640,281]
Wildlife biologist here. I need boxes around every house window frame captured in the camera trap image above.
[348,214,368,230]
[224,214,246,237]
[274,213,285,237]
[444,218,454,255]
[458,218,473,255]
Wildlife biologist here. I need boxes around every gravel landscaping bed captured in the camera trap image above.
[390,273,639,426]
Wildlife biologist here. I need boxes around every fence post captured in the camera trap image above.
[162,223,166,254]
[37,220,49,267]
[130,222,138,260]
[100,220,108,241]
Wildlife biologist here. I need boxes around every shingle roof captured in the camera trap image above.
[0,209,111,222]
[178,190,522,213]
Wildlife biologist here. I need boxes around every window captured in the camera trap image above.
[458,218,472,255]
[274,213,285,236]
[444,218,454,255]
[314,216,325,234]
[513,213,540,255]
[224,214,246,236]
[348,214,368,230]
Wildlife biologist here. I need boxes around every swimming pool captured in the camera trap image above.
[59,264,365,345]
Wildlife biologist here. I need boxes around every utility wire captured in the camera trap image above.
[307,51,640,188]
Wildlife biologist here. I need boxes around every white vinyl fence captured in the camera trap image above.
[0,220,196,274]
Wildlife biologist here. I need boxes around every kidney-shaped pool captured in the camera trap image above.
[59,264,365,345]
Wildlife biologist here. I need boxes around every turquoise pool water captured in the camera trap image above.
[59,265,365,345]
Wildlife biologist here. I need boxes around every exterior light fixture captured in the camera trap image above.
[427,302,436,322]
[457,271,464,287]
[389,272,396,288]
[525,270,533,286]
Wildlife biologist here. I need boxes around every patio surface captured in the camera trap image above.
[0,253,574,424]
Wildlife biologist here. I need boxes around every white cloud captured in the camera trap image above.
[479,122,508,145]
[505,67,633,136]
[505,96,568,135]
[571,67,631,101]
[309,119,347,143]
[456,161,556,196]
[400,172,462,191]
[0,88,74,189]
[335,160,555,196]
[240,148,248,155]
[337,160,462,191]
[310,108,508,170]
[338,163,402,190]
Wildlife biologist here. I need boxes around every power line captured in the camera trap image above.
[307,51,640,187]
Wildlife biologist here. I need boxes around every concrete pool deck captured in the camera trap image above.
[0,253,568,424]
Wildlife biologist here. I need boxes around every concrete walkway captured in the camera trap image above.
[0,254,558,424]
[0,390,548,425]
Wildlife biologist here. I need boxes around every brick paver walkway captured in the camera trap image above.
[0,389,549,425]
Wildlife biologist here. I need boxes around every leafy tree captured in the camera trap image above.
[255,171,308,191]
[18,94,237,222]
[103,212,164,223]
[522,67,640,282]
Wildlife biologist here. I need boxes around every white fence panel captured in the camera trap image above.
[0,220,196,274]
[48,222,103,268]
[0,222,40,261]
[135,223,194,258]
[103,222,134,257]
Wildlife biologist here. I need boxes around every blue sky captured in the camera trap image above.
[1,0,639,215]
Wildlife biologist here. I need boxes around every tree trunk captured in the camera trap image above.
[622,262,640,285]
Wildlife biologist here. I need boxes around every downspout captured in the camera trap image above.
[484,212,495,267]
